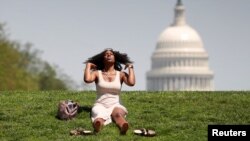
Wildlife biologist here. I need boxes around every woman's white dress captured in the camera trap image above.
[91,70,128,125]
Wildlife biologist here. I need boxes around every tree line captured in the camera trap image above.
[0,23,77,90]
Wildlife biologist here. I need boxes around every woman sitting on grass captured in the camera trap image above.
[83,48,135,135]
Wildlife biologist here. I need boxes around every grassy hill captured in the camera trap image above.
[0,91,249,141]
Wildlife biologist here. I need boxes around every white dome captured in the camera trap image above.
[155,24,205,53]
[158,25,202,43]
[146,0,214,91]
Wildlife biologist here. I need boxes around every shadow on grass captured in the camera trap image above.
[79,105,92,113]
[79,105,92,118]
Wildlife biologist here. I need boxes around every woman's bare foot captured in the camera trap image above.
[93,120,102,133]
[120,122,129,135]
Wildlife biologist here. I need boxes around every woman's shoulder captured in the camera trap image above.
[119,70,127,77]
[92,70,100,76]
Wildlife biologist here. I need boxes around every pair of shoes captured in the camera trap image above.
[70,128,93,136]
[134,128,156,137]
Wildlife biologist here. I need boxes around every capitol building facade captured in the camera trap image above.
[146,0,214,91]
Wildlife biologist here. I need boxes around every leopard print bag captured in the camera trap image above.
[57,100,79,120]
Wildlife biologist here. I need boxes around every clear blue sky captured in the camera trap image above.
[1,0,250,90]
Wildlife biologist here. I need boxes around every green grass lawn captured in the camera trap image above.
[0,91,250,141]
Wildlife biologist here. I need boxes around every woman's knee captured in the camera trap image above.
[111,108,126,118]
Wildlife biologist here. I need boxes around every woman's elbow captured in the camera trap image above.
[128,81,135,86]
[129,83,135,87]
[84,77,92,83]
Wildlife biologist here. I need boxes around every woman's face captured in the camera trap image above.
[103,50,115,64]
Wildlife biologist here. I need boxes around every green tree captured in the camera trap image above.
[0,24,39,90]
[0,23,75,90]
[38,62,67,90]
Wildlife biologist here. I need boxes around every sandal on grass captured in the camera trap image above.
[133,128,156,137]
[70,128,93,136]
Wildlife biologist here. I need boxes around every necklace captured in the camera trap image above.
[102,70,115,81]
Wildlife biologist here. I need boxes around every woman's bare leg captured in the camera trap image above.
[111,107,128,135]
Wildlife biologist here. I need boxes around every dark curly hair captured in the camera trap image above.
[84,48,133,71]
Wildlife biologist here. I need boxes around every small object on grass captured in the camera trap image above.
[70,128,93,136]
[133,128,156,137]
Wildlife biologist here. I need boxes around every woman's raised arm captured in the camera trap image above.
[122,64,135,86]
[84,63,98,83]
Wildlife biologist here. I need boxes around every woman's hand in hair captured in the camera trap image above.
[124,63,133,70]
[86,62,97,70]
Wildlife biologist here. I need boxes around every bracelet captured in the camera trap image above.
[128,65,133,68]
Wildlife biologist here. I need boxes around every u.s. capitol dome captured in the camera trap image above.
[146,0,214,91]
